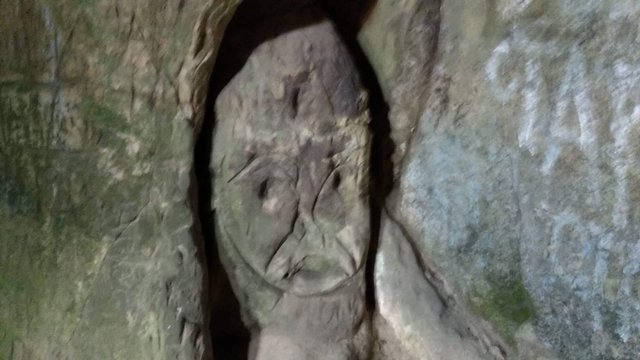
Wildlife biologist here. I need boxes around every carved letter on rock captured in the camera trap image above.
[212,15,371,359]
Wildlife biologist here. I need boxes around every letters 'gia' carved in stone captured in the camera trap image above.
[211,12,372,359]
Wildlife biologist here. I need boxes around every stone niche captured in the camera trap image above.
[203,1,497,360]
[205,2,373,359]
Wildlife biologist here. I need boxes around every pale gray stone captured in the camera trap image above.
[377,0,640,359]
[211,12,371,359]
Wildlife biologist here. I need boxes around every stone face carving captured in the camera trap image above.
[212,13,371,358]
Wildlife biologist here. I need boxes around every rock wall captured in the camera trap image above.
[0,0,240,358]
[372,0,640,359]
[2,0,640,359]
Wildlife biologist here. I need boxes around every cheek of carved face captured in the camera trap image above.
[223,160,299,264]
[217,150,369,296]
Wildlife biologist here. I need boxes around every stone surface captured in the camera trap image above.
[358,0,441,172]
[4,0,640,359]
[375,0,640,359]
[211,9,372,358]
[374,211,497,360]
[0,0,240,358]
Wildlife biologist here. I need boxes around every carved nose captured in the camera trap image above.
[296,212,323,248]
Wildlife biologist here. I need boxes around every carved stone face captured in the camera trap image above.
[213,20,370,296]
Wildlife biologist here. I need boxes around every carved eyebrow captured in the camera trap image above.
[226,153,258,183]
[226,155,299,184]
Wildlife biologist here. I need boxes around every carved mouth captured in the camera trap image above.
[263,233,361,296]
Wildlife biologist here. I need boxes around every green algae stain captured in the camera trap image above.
[0,322,17,360]
[81,98,128,133]
[0,202,108,358]
[469,275,536,345]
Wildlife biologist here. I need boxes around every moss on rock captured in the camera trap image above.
[469,274,536,345]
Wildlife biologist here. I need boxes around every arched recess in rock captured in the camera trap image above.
[185,0,510,359]
[190,0,394,359]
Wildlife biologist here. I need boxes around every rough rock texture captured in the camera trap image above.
[4,0,640,359]
[0,0,240,358]
[211,8,372,359]
[358,0,441,172]
[375,211,503,360]
[372,0,640,359]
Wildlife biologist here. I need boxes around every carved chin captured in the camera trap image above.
[259,228,366,296]
[258,248,360,296]
[285,268,352,296]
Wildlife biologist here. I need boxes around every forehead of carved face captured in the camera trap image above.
[213,20,370,296]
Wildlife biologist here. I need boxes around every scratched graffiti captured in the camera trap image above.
[486,28,640,230]
[546,210,640,341]
[485,20,640,346]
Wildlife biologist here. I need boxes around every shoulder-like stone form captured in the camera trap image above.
[375,212,488,360]
[212,9,371,359]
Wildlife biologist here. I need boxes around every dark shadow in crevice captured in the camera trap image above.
[194,2,328,360]
[319,0,395,311]
[194,74,250,360]
[193,0,394,359]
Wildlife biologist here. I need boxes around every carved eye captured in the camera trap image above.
[313,169,346,230]
[258,179,269,199]
[332,172,341,189]
[290,86,301,118]
[257,176,297,216]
